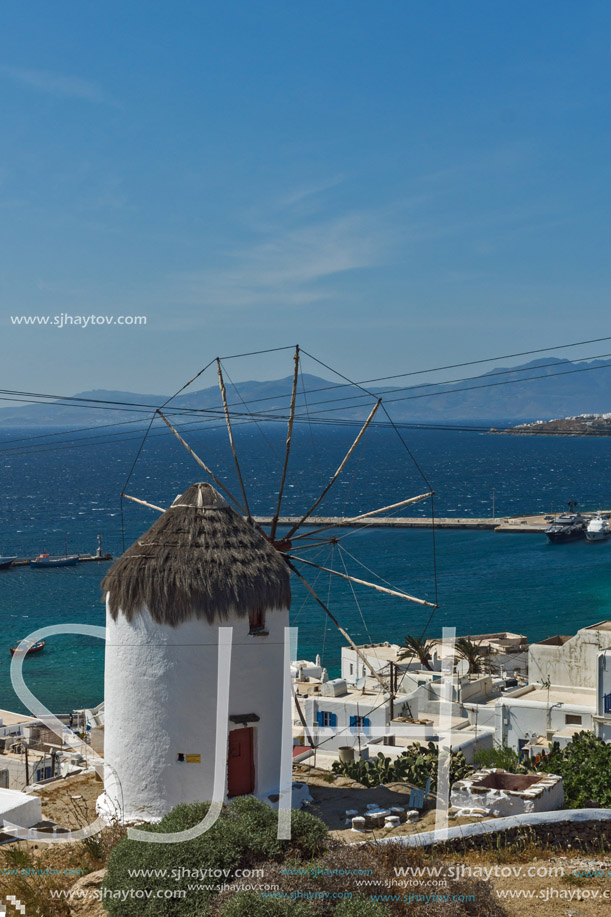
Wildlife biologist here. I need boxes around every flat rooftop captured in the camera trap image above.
[510,684,596,706]
[0,709,37,727]
[584,621,611,633]
[535,635,571,646]
[349,644,406,664]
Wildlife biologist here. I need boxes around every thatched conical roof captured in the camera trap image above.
[102,482,291,626]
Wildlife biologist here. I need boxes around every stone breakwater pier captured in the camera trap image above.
[253,514,581,533]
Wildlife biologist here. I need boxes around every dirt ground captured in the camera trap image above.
[301,771,488,841]
[486,855,611,916]
[18,770,611,915]
[35,771,104,831]
[301,772,611,913]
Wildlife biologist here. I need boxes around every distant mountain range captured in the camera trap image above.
[1,358,610,428]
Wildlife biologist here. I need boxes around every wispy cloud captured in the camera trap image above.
[174,207,387,310]
[1,66,117,105]
[278,175,346,208]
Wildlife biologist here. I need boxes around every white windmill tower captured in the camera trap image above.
[99,482,291,822]
[98,346,436,823]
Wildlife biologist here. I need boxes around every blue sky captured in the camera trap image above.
[1,1,609,396]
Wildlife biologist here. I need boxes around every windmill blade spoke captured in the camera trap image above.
[286,560,391,695]
[123,494,166,513]
[157,410,246,513]
[216,359,253,522]
[284,398,382,540]
[286,554,437,608]
[289,491,434,542]
[270,345,300,542]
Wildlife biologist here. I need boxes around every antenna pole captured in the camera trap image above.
[216,359,253,522]
[270,345,300,542]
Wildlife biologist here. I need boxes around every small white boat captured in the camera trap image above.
[586,514,610,542]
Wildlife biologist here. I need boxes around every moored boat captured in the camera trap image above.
[30,552,79,567]
[0,556,17,569]
[545,513,587,543]
[9,639,46,656]
[586,513,610,542]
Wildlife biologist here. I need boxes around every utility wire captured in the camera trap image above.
[3,347,611,436]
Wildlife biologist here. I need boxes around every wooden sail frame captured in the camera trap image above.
[123,349,436,702]
[286,554,437,608]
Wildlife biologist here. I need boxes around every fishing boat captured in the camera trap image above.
[30,552,79,567]
[9,640,46,656]
[0,556,17,569]
[586,513,610,542]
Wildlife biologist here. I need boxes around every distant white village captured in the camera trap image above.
[291,621,611,767]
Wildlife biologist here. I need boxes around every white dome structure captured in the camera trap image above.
[98,482,291,823]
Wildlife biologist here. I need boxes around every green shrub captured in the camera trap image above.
[219,892,315,916]
[102,797,328,916]
[332,744,473,789]
[534,731,611,807]
[287,808,329,857]
[473,743,533,774]
[333,896,391,916]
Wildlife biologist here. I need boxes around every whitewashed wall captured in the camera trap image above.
[101,600,289,823]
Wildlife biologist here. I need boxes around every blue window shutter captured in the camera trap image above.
[363,717,370,728]
[349,715,357,729]
[316,711,323,727]
[330,713,337,727]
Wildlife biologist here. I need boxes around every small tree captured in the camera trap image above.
[455,638,487,675]
[398,634,435,670]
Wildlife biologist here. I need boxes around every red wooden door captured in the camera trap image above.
[227,727,255,797]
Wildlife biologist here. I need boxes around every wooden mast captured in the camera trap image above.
[157,410,246,513]
[216,359,253,523]
[287,554,437,608]
[288,492,434,542]
[284,398,382,539]
[286,560,393,696]
[270,345,300,543]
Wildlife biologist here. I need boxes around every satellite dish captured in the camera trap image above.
[455,659,469,677]
[355,677,367,691]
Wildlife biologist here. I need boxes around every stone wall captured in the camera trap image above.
[431,817,611,854]
[451,767,564,817]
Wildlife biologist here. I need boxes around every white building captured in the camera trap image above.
[0,711,57,791]
[0,788,42,830]
[463,622,611,756]
[594,649,611,742]
[528,621,611,689]
[297,655,496,765]
[99,482,291,823]
[494,683,596,754]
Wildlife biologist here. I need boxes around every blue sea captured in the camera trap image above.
[1,420,611,715]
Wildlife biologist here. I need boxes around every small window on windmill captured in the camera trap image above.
[249,607,267,635]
